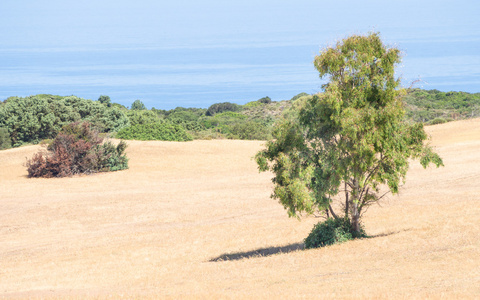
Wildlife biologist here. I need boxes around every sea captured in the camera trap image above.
[1,36,479,110]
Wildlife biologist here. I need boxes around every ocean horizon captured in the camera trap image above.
[1,33,479,110]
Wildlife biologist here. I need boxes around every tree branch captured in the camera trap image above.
[329,204,339,220]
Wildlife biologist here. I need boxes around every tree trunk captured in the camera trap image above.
[351,178,360,233]
[328,204,339,220]
[345,181,349,216]
[352,201,360,233]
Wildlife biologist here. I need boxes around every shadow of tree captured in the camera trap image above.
[209,242,304,262]
[209,229,409,262]
[368,228,411,238]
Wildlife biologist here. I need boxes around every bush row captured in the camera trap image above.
[116,122,193,141]
[0,95,129,147]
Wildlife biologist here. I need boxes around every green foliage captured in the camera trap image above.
[131,99,147,110]
[166,108,206,131]
[244,96,272,108]
[201,111,246,128]
[127,110,160,126]
[95,140,129,171]
[256,33,444,235]
[427,117,448,125]
[404,88,480,122]
[98,95,112,107]
[305,218,365,249]
[199,111,271,139]
[258,96,272,104]
[291,92,309,101]
[206,102,241,116]
[0,95,129,147]
[243,101,263,108]
[0,127,12,150]
[116,122,193,141]
[26,122,128,178]
[228,120,272,140]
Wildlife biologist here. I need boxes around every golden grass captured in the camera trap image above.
[1,119,480,299]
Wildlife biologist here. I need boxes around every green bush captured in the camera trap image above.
[304,218,366,249]
[244,101,263,108]
[205,102,241,116]
[258,96,272,104]
[228,121,272,140]
[95,140,129,171]
[291,92,309,101]
[428,117,448,125]
[116,122,193,141]
[0,95,129,146]
[0,127,11,150]
[131,99,147,110]
[166,109,206,131]
[127,110,160,126]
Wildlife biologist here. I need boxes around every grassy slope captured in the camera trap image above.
[0,119,479,298]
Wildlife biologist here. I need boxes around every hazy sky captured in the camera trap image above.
[0,0,479,107]
[2,0,477,47]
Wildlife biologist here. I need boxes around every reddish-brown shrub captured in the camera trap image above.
[26,122,128,178]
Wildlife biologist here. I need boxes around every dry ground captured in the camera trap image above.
[1,119,479,299]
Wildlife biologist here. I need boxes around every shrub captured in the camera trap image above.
[228,121,272,140]
[0,95,128,146]
[291,92,309,101]
[0,127,11,150]
[26,122,128,178]
[244,101,262,108]
[258,96,272,104]
[116,122,193,141]
[205,102,240,116]
[127,110,160,126]
[304,218,366,249]
[131,99,147,110]
[95,140,129,172]
[428,117,448,125]
[98,95,112,107]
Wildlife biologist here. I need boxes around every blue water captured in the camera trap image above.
[1,38,479,110]
[1,0,479,109]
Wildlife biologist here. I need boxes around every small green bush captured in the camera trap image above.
[428,117,448,125]
[116,122,193,141]
[304,218,365,249]
[95,140,129,171]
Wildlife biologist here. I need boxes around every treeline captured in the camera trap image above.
[0,93,294,149]
[404,88,480,124]
[0,94,128,148]
[1,89,479,150]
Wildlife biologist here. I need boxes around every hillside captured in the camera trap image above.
[0,119,479,298]
[2,89,479,149]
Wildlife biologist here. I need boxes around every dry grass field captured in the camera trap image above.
[1,119,480,299]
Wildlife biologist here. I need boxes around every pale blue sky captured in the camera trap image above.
[0,0,478,108]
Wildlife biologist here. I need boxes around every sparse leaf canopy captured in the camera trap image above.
[256,33,443,232]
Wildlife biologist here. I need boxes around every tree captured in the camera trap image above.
[98,95,112,107]
[131,99,147,110]
[256,33,443,235]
